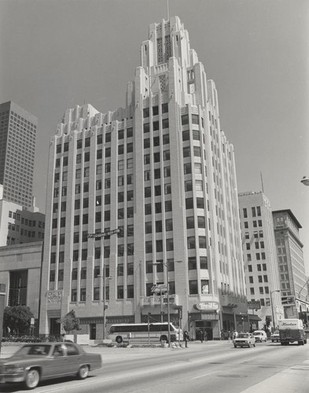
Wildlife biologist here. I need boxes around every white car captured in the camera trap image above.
[253,330,267,342]
[233,333,256,348]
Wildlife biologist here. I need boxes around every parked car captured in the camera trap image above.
[0,342,102,389]
[253,330,267,342]
[233,332,256,348]
[270,330,280,342]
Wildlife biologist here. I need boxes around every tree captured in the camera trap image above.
[58,310,80,333]
[3,306,33,336]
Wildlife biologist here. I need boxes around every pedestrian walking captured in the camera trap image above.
[184,330,190,348]
[200,329,205,343]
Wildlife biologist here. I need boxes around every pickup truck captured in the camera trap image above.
[278,319,307,345]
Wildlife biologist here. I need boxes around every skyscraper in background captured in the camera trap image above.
[0,101,37,209]
[272,210,308,321]
[238,191,284,330]
[40,17,246,340]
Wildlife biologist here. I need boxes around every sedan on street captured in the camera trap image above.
[233,333,256,348]
[0,342,102,389]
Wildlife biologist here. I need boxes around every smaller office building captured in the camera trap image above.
[0,241,43,334]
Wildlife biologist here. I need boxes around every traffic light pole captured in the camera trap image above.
[88,228,120,341]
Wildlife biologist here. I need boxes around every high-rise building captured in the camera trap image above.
[272,210,308,320]
[0,101,37,209]
[40,17,246,340]
[238,191,284,330]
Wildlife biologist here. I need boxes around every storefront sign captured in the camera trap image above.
[194,302,219,311]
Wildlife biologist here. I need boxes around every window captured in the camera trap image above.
[165,218,173,231]
[200,257,208,269]
[153,106,159,116]
[189,280,198,295]
[185,180,192,192]
[162,118,169,128]
[188,257,196,270]
[145,204,151,215]
[184,163,191,174]
[117,286,124,299]
[181,114,189,125]
[243,208,247,218]
[80,288,86,301]
[187,236,195,249]
[145,241,152,253]
[186,216,194,229]
[166,238,173,251]
[81,267,87,280]
[93,287,100,301]
[199,236,207,248]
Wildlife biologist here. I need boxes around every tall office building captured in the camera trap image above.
[238,192,283,330]
[0,101,37,209]
[40,17,246,340]
[272,210,308,319]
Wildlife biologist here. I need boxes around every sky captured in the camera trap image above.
[0,0,308,269]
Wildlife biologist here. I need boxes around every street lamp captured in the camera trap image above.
[270,289,280,332]
[300,176,309,186]
[88,227,120,340]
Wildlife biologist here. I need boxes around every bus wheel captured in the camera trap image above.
[160,335,168,343]
[116,336,123,344]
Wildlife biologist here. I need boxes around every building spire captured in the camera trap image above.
[166,0,170,20]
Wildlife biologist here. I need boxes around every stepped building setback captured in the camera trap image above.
[40,17,246,340]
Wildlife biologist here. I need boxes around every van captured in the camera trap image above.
[253,330,267,342]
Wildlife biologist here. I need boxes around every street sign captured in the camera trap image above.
[88,228,120,239]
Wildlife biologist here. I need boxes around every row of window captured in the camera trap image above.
[249,286,270,295]
[247,252,266,261]
[243,220,263,229]
[143,104,168,118]
[69,278,209,303]
[248,275,268,283]
[56,127,134,155]
[243,206,261,219]
[247,263,267,272]
[245,241,265,250]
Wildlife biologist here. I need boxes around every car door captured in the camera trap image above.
[63,343,84,375]
[45,344,70,379]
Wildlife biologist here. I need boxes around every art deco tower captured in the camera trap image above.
[40,17,246,340]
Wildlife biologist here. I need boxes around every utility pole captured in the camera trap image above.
[88,228,120,340]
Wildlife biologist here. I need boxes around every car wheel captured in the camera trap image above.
[77,365,89,379]
[24,368,40,389]
[116,336,123,344]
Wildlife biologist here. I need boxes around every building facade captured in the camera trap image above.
[40,17,246,340]
[272,210,308,320]
[0,196,45,246]
[238,192,284,330]
[0,241,43,334]
[0,101,37,209]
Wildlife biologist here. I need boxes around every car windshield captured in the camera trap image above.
[253,332,262,335]
[14,344,52,356]
[238,333,249,338]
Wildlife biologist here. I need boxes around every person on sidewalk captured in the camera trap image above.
[200,329,205,343]
[184,331,190,348]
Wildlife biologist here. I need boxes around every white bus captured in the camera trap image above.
[108,322,183,344]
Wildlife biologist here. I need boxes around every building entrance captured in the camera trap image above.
[195,320,213,340]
